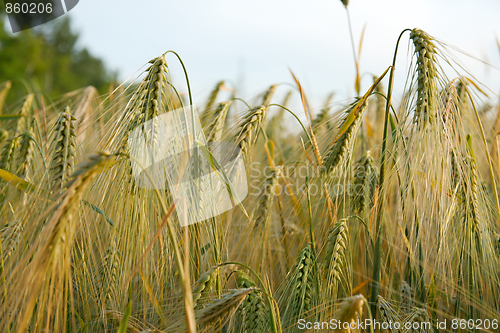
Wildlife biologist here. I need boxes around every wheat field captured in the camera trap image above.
[1,15,500,333]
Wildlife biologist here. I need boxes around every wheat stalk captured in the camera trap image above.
[3,151,115,333]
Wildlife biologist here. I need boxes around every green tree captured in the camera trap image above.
[0,11,115,101]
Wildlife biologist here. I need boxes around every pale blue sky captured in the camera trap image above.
[68,0,500,110]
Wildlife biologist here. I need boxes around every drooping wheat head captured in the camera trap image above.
[279,243,318,331]
[237,106,268,156]
[235,271,269,332]
[323,101,367,173]
[254,166,282,229]
[410,29,438,128]
[206,101,232,144]
[352,151,378,213]
[322,220,348,300]
[49,110,77,193]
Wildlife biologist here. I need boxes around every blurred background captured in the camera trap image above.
[1,0,500,109]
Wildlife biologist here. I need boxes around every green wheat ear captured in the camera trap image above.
[253,166,282,229]
[49,110,77,194]
[323,101,367,173]
[279,243,318,332]
[205,101,231,144]
[353,150,378,213]
[410,29,438,128]
[101,239,120,310]
[322,220,349,300]
[195,288,255,327]
[200,80,225,126]
[235,271,269,332]
[191,266,219,309]
[237,106,268,156]
[17,118,35,179]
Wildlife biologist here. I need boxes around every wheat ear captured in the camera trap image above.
[323,101,367,173]
[353,151,378,213]
[410,29,438,128]
[237,106,268,156]
[195,288,255,326]
[323,220,349,299]
[236,271,269,332]
[49,111,77,193]
[279,243,317,331]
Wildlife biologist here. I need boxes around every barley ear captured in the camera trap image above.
[237,106,268,156]
[323,101,367,173]
[192,266,220,309]
[236,271,269,332]
[410,29,438,128]
[352,151,378,213]
[400,281,414,314]
[49,110,77,193]
[195,288,255,327]
[279,243,318,331]
[322,220,349,299]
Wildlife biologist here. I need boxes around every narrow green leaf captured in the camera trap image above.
[82,200,115,227]
[0,168,37,193]
[0,115,25,121]
[117,301,132,333]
